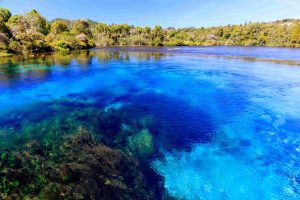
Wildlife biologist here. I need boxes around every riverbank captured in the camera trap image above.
[1,47,300,68]
[1,43,300,60]
[0,7,299,57]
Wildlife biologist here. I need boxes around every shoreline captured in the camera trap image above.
[1,46,300,68]
[1,44,300,58]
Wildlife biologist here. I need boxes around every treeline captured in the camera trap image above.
[0,7,300,56]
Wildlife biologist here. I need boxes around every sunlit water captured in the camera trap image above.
[0,47,300,199]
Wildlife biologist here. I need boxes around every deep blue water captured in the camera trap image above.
[0,47,300,199]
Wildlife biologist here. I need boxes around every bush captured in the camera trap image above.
[57,47,70,54]
[11,29,50,53]
[8,40,22,53]
[152,37,163,46]
[51,40,71,50]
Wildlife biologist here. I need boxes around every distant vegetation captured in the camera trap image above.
[0,7,300,56]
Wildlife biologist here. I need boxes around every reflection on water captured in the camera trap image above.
[0,50,165,89]
[1,47,300,89]
[0,47,300,199]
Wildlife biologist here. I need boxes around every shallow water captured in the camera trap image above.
[0,47,300,199]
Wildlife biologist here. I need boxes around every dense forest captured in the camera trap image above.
[0,7,300,56]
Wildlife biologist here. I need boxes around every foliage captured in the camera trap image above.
[0,20,9,34]
[25,9,49,35]
[71,20,91,36]
[291,22,300,46]
[0,7,299,56]
[50,20,69,35]
[0,8,11,22]
[0,33,9,50]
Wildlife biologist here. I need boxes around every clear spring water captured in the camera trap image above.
[0,47,300,199]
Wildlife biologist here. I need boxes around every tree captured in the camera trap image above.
[291,22,300,44]
[151,25,164,46]
[0,7,11,22]
[0,20,9,34]
[71,20,91,36]
[0,33,9,50]
[94,23,110,34]
[0,6,299,55]
[11,29,48,53]
[50,20,69,35]
[7,14,22,24]
[92,23,113,47]
[6,11,50,53]
[7,15,27,37]
[25,9,49,35]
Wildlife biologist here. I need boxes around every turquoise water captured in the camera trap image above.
[0,47,300,199]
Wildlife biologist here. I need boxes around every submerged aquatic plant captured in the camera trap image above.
[0,128,164,199]
[128,128,154,158]
[0,92,214,157]
[0,91,216,199]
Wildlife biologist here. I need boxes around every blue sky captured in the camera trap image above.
[0,0,299,28]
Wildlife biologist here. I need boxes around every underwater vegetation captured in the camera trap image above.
[128,128,153,158]
[0,90,214,199]
[0,91,211,199]
[1,47,300,199]
[0,92,213,154]
[0,128,163,199]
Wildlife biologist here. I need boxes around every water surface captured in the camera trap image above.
[0,47,300,199]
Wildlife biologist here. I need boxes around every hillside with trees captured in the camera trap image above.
[0,7,299,56]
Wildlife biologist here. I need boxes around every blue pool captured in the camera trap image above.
[0,47,299,199]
